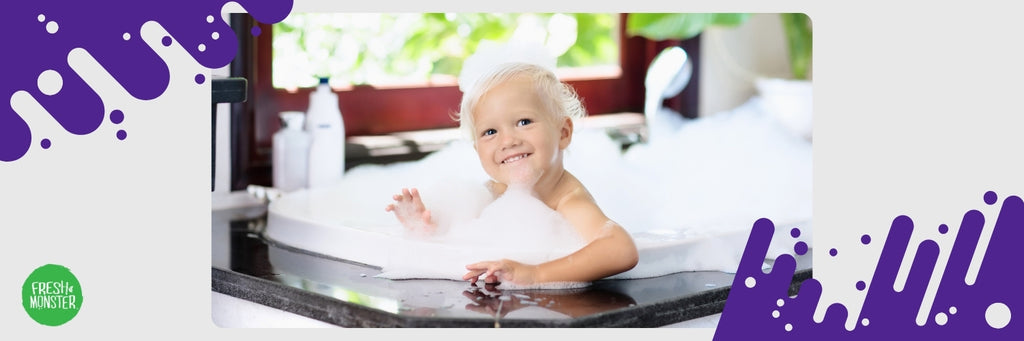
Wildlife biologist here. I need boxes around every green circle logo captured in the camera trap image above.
[22,264,83,326]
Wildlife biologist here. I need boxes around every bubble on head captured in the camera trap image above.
[116,130,127,140]
[110,110,124,124]
[985,302,1011,329]
[744,276,756,288]
[37,69,63,96]
[46,21,59,34]
[984,191,998,205]
[861,234,871,245]
[790,227,800,238]
[829,248,838,257]
[37,14,45,22]
[41,139,51,149]
[162,36,172,47]
[794,241,808,255]
[935,312,948,326]
[938,224,949,234]
[856,280,866,291]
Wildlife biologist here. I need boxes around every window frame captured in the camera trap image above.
[229,13,698,190]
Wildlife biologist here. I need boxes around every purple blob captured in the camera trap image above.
[110,109,124,124]
[251,25,261,36]
[829,248,838,257]
[794,241,808,255]
[861,234,872,245]
[116,130,127,140]
[195,73,205,84]
[161,35,172,46]
[856,281,866,291]
[41,138,51,149]
[984,191,997,205]
[938,224,948,234]
[790,228,801,238]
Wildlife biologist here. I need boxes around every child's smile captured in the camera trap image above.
[472,76,571,188]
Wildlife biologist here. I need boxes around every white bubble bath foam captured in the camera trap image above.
[264,97,813,288]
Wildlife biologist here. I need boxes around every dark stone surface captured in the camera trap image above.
[212,205,812,328]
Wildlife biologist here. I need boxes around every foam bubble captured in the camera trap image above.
[985,302,1011,329]
[46,21,58,34]
[37,69,62,96]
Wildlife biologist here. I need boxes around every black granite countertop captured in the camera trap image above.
[212,204,812,328]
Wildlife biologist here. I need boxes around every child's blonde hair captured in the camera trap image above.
[456,62,586,141]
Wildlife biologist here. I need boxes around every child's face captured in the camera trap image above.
[472,76,571,186]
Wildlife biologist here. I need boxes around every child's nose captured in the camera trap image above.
[500,132,521,149]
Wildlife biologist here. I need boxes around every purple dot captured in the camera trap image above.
[251,25,261,36]
[117,130,127,140]
[790,228,801,238]
[856,281,866,291]
[195,73,206,84]
[110,110,124,124]
[984,191,997,205]
[938,224,949,234]
[41,138,51,149]
[161,36,172,46]
[861,234,871,245]
[829,248,838,257]
[794,241,808,255]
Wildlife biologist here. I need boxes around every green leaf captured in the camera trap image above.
[626,13,751,41]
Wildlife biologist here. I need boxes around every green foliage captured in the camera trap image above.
[272,13,619,89]
[625,13,812,80]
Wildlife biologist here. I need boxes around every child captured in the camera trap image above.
[385,62,638,286]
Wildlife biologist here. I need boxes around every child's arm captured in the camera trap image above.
[463,194,639,285]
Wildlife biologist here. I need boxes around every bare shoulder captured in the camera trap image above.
[553,174,611,232]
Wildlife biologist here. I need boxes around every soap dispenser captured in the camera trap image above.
[272,111,311,192]
[305,77,346,189]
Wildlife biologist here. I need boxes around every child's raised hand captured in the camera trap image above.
[463,259,537,285]
[384,188,437,235]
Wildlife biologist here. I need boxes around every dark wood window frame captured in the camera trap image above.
[229,14,699,190]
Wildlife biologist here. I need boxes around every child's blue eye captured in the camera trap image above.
[482,129,496,136]
[517,119,532,126]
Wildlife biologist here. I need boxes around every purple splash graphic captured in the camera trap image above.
[1,1,293,162]
[714,191,1021,340]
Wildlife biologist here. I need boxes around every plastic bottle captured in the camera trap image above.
[304,77,345,189]
[272,111,311,192]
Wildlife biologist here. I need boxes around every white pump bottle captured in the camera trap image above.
[304,77,345,189]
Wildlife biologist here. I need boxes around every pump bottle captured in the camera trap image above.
[304,77,345,188]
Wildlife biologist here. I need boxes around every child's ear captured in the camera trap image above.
[558,116,573,149]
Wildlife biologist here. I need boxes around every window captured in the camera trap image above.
[230,13,696,189]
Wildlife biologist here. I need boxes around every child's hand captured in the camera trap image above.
[463,259,537,285]
[384,188,437,235]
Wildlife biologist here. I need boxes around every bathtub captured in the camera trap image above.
[263,96,814,282]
